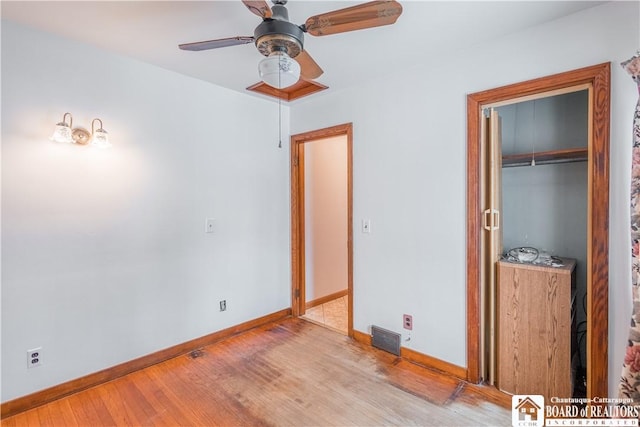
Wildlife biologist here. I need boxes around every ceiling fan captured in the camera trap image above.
[179,0,403,89]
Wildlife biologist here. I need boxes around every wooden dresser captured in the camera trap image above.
[496,258,576,400]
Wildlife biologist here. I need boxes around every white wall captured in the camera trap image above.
[499,90,589,156]
[502,163,588,263]
[1,21,291,402]
[304,136,348,302]
[291,1,638,396]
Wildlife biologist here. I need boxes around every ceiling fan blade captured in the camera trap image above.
[304,0,402,37]
[241,0,272,19]
[296,50,324,80]
[179,36,254,51]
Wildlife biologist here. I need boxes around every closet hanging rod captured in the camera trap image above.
[502,147,587,168]
[502,157,588,168]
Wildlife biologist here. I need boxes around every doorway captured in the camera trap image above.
[466,63,610,398]
[290,123,353,337]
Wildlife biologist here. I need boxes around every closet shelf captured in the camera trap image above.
[502,147,588,168]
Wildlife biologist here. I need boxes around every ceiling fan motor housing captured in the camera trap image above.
[254,6,304,58]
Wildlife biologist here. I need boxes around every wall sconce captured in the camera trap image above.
[50,113,111,148]
[90,119,110,149]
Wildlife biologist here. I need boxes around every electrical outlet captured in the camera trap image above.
[403,314,413,330]
[205,218,215,233]
[219,300,226,312]
[27,347,42,369]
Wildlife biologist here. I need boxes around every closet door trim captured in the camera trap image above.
[465,63,610,399]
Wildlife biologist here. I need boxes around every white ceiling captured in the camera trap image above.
[1,1,606,102]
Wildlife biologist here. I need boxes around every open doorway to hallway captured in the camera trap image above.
[290,123,353,337]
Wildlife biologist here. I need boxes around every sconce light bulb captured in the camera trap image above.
[91,129,111,149]
[50,122,73,143]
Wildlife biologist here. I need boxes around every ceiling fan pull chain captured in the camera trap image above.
[278,97,282,148]
[278,55,282,149]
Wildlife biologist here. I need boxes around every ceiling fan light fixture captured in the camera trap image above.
[179,0,404,92]
[258,51,300,89]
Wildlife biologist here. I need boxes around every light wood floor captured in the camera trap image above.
[2,318,511,426]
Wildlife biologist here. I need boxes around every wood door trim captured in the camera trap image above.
[290,123,354,336]
[466,63,610,399]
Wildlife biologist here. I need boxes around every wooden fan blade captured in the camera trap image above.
[304,0,402,37]
[296,50,324,80]
[241,0,272,19]
[179,36,254,51]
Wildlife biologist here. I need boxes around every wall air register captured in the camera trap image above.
[371,325,401,356]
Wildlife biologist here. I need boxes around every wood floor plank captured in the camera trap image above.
[116,376,159,425]
[383,359,461,405]
[52,399,80,426]
[43,399,79,427]
[97,380,144,425]
[2,318,511,426]
[38,400,69,427]
[143,358,225,425]
[82,387,117,426]
[129,370,187,426]
[62,393,101,426]
[142,361,220,425]
[148,351,268,426]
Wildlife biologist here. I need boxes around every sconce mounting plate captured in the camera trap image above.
[72,128,91,145]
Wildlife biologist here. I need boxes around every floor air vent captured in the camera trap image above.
[371,325,401,356]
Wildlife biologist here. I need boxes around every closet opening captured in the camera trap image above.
[466,63,610,400]
[490,88,589,400]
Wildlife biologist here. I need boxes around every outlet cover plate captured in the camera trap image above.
[27,347,42,369]
[403,314,413,330]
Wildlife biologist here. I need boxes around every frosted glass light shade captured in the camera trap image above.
[91,129,111,149]
[50,122,73,143]
[258,52,300,89]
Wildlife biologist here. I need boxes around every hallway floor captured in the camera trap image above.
[303,295,348,335]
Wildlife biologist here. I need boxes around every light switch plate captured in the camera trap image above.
[205,218,215,233]
[362,219,371,233]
